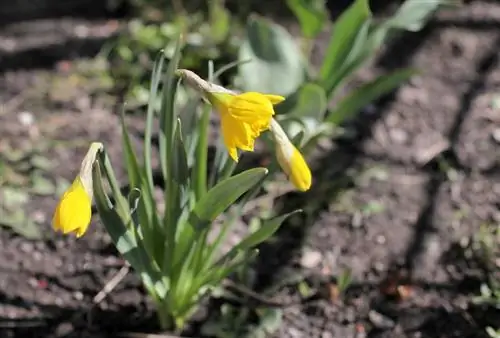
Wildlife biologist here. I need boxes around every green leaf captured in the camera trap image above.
[319,0,371,93]
[189,168,268,229]
[172,118,189,186]
[238,15,306,96]
[276,83,327,120]
[92,160,164,297]
[220,210,301,263]
[286,0,328,38]
[337,268,352,294]
[159,38,182,182]
[386,0,454,32]
[178,99,200,164]
[209,0,231,43]
[144,51,166,194]
[327,68,417,124]
[192,105,210,200]
[120,109,141,189]
[324,19,372,96]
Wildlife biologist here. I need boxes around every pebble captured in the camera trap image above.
[389,128,408,144]
[20,242,34,253]
[492,128,500,143]
[73,291,84,301]
[375,235,386,245]
[300,249,323,269]
[54,322,74,337]
[368,310,395,329]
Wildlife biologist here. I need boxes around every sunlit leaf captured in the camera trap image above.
[238,15,306,96]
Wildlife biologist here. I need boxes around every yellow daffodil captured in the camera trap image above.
[52,142,103,237]
[209,91,284,161]
[269,119,312,191]
[176,69,285,162]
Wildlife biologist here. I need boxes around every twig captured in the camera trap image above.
[93,264,130,304]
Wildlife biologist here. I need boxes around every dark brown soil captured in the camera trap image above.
[1,1,499,338]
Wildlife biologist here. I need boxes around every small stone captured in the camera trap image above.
[375,235,386,245]
[73,291,84,301]
[55,322,74,337]
[352,212,364,229]
[54,297,64,307]
[368,310,395,329]
[18,111,34,126]
[300,249,323,269]
[389,128,408,144]
[20,242,34,253]
[492,128,500,143]
[374,262,385,273]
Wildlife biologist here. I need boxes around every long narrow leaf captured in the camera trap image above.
[193,104,210,200]
[218,210,301,265]
[189,168,268,230]
[327,68,417,124]
[319,0,371,94]
[144,51,166,194]
[92,160,165,298]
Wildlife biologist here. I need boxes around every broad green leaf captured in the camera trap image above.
[0,208,42,239]
[319,0,371,94]
[31,175,56,195]
[276,83,327,120]
[238,15,306,96]
[286,0,328,38]
[189,168,268,229]
[387,0,454,32]
[327,68,417,124]
[220,210,301,263]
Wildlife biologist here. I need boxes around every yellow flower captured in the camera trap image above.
[175,69,285,162]
[52,177,92,237]
[209,92,285,162]
[270,119,312,191]
[52,142,103,237]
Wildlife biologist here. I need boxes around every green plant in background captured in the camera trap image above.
[52,40,308,331]
[235,0,456,164]
[107,0,236,107]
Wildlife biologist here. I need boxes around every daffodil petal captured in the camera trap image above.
[52,177,92,236]
[220,114,257,161]
[227,92,275,122]
[264,94,285,105]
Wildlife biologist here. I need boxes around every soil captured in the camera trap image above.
[0,0,499,338]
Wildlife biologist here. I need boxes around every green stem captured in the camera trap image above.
[100,150,128,219]
[194,104,210,200]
